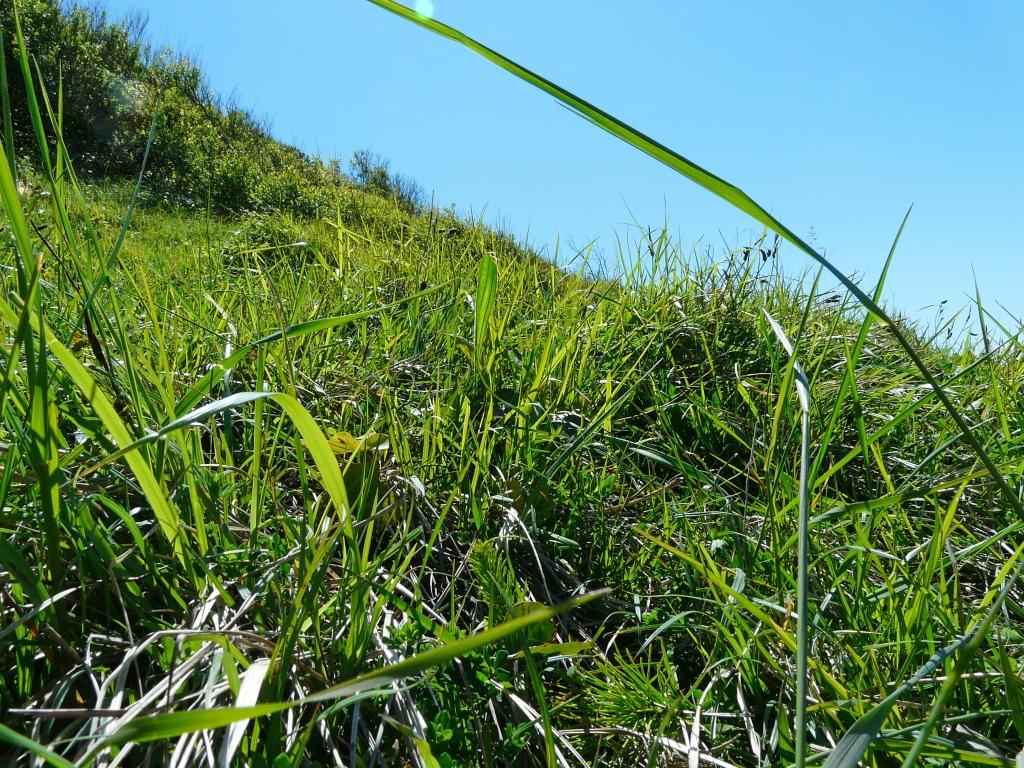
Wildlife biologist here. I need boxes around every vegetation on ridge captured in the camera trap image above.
[0,0,426,217]
[1,2,1024,767]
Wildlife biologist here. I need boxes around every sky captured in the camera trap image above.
[97,0,1024,329]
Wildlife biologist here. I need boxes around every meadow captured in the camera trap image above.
[1,2,1023,766]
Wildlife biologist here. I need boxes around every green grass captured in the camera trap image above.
[2,3,1024,767]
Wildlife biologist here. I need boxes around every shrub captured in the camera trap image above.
[349,148,425,215]
[0,1,421,221]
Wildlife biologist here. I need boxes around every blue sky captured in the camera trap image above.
[99,1,1023,328]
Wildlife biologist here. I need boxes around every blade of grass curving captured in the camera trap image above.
[0,723,75,768]
[174,282,448,417]
[269,392,352,529]
[0,20,15,176]
[358,9,1024,748]
[365,0,1024,543]
[763,309,811,768]
[78,391,277,479]
[0,295,190,568]
[811,208,909,482]
[822,635,969,768]
[99,593,602,748]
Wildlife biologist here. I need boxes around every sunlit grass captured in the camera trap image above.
[1,3,1023,767]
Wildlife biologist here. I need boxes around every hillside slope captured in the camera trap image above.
[1,0,429,218]
[2,4,1024,767]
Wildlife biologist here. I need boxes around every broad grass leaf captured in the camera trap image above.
[0,723,75,768]
[474,254,497,367]
[218,658,271,767]
[0,298,189,566]
[504,601,555,647]
[102,703,294,747]
[822,702,896,768]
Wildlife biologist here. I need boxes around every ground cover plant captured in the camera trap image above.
[2,2,1024,766]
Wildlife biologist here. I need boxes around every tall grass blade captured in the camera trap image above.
[364,0,1023,530]
[9,4,52,177]
[822,636,969,768]
[0,723,75,768]
[0,112,35,275]
[365,8,1024,761]
[475,253,498,370]
[763,309,811,767]
[0,19,15,176]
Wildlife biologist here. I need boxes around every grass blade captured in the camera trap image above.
[475,253,497,370]
[364,0,1024,543]
[101,593,602,748]
[822,636,969,768]
[0,723,75,768]
[763,309,812,767]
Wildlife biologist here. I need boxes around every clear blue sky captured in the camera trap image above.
[99,0,1023,328]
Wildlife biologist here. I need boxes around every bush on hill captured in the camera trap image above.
[1,0,427,218]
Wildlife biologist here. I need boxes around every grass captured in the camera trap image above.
[2,3,1024,766]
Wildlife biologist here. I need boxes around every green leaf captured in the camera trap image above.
[474,253,498,368]
[822,703,897,768]
[80,391,277,478]
[174,282,447,417]
[822,637,968,768]
[0,296,189,567]
[0,723,75,768]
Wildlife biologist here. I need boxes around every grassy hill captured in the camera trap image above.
[2,3,1024,767]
